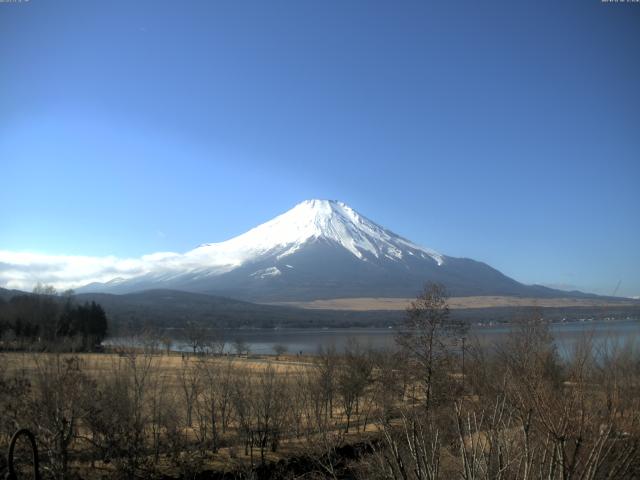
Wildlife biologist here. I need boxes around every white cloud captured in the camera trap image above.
[0,245,238,292]
[0,250,151,291]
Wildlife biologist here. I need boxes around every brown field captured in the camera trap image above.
[2,326,640,480]
[0,350,379,478]
[0,350,316,378]
[270,295,639,311]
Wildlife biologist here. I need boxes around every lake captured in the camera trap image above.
[108,318,640,357]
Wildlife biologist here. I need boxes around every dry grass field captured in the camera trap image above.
[271,295,639,311]
[0,350,316,377]
[0,349,382,478]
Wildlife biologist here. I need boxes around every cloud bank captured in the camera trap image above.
[0,244,242,292]
[0,250,164,292]
[0,250,182,290]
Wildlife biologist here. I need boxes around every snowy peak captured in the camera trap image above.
[75,200,603,302]
[189,199,443,266]
[78,199,459,299]
[76,198,585,302]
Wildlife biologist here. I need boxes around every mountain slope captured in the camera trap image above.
[78,200,597,301]
[0,287,24,302]
[74,289,403,329]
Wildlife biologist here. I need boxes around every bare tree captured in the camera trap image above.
[396,282,466,412]
[232,338,250,356]
[28,354,92,480]
[273,344,288,360]
[369,407,442,480]
[195,357,236,452]
[177,356,201,428]
[184,321,207,355]
[371,348,408,422]
[230,368,256,461]
[252,365,289,463]
[316,345,338,422]
[201,328,226,356]
[0,361,31,453]
[336,340,372,433]
[83,351,158,479]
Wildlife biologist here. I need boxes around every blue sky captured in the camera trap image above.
[1,0,639,296]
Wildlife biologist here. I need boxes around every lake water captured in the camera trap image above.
[109,318,640,357]
[222,319,640,357]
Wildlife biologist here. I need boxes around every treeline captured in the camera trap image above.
[0,285,108,351]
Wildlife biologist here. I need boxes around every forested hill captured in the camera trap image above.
[75,289,403,331]
[0,287,23,302]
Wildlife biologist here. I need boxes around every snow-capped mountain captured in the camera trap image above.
[189,199,444,268]
[79,199,584,301]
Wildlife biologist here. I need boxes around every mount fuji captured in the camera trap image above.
[79,200,589,301]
